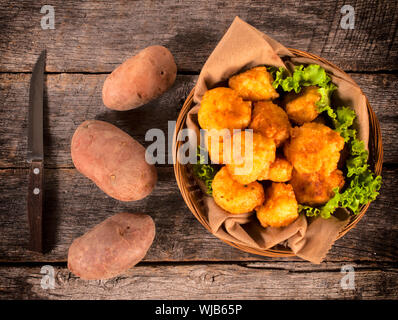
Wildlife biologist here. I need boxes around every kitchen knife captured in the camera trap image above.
[27,50,46,252]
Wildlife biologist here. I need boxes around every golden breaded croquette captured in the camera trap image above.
[256,183,298,228]
[284,122,345,175]
[225,131,276,185]
[198,87,252,130]
[228,66,279,101]
[258,157,293,182]
[284,86,321,124]
[290,169,345,206]
[203,129,231,164]
[212,167,265,214]
[249,101,291,147]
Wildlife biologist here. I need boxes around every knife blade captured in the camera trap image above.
[27,50,46,252]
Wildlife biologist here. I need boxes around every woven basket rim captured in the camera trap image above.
[173,48,383,257]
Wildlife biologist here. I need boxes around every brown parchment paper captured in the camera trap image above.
[185,17,370,264]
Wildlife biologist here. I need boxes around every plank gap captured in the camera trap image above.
[1,259,397,269]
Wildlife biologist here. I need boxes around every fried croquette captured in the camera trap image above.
[258,157,293,182]
[204,129,231,164]
[198,87,252,131]
[290,169,345,206]
[225,131,276,185]
[228,66,279,101]
[284,122,345,175]
[256,183,298,228]
[249,101,291,147]
[212,167,265,214]
[284,86,321,124]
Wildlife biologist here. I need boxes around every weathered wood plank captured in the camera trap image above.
[0,73,194,168]
[349,73,398,164]
[0,166,255,262]
[0,262,397,299]
[0,0,396,73]
[0,166,396,263]
[0,73,397,169]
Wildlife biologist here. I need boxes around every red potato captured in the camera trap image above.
[68,212,155,280]
[102,45,177,110]
[71,120,157,201]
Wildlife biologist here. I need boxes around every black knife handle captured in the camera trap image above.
[27,160,44,252]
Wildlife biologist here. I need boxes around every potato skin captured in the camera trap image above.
[68,212,155,280]
[102,45,177,110]
[71,120,157,201]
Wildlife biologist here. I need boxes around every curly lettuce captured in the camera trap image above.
[271,64,382,218]
[316,82,338,120]
[270,64,334,93]
[269,64,337,120]
[192,146,218,195]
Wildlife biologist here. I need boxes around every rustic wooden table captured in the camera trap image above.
[0,0,397,300]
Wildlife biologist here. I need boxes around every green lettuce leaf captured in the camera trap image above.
[298,205,320,217]
[272,64,333,93]
[334,106,356,142]
[274,65,383,219]
[192,146,218,195]
[270,64,337,120]
[316,82,338,120]
[299,105,382,218]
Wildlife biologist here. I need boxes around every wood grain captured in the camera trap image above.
[0,0,396,73]
[0,72,396,263]
[1,0,397,301]
[0,166,396,263]
[0,262,397,299]
[0,73,193,168]
[0,73,397,169]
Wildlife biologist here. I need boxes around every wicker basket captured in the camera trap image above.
[173,49,383,257]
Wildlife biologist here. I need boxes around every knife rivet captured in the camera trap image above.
[33,168,40,175]
[33,188,40,195]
